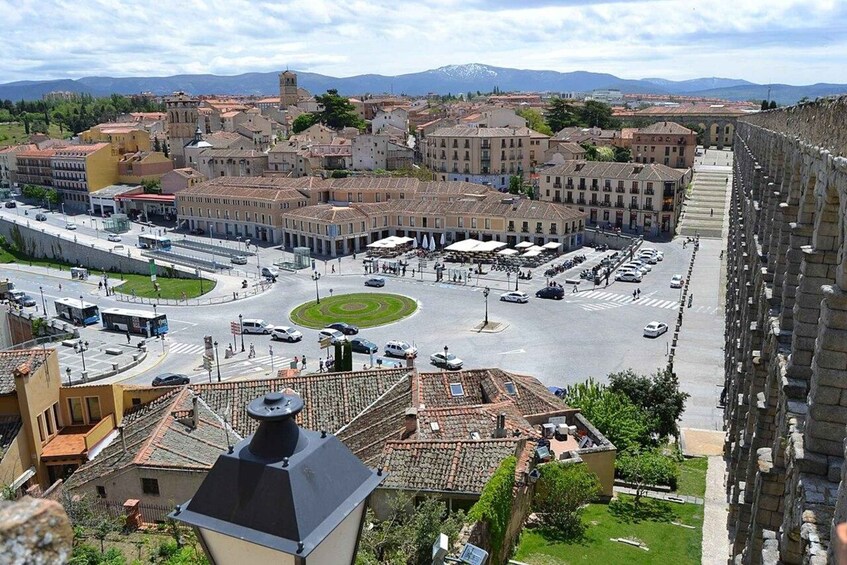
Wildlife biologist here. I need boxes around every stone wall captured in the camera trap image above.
[723,95,847,565]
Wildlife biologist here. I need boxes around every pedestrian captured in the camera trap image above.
[710,208,714,217]
[294,355,299,367]
[637,288,641,297]
[331,265,335,274]
[58,283,62,291]
[319,359,324,373]
[353,252,356,260]
[126,330,131,344]
[302,355,307,370]
[633,289,637,300]
[411,268,415,278]
[98,281,103,291]
[572,284,578,294]
[249,343,255,358]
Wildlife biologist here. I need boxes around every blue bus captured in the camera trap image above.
[54,298,100,326]
[101,307,168,337]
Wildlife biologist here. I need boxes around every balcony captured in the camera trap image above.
[644,204,654,211]
[662,204,675,212]
[549,228,557,235]
[521,225,529,233]
[535,228,543,234]
[577,198,586,205]
[553,196,562,203]
[600,201,611,207]
[602,186,611,192]
[553,182,562,189]
[630,188,639,194]
[566,183,574,189]
[507,223,515,232]
[615,202,624,208]
[615,187,625,193]
[645,188,654,195]
[589,186,599,192]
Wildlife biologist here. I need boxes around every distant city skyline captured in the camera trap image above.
[1,0,845,85]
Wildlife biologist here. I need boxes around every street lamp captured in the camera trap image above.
[214,340,221,383]
[239,314,245,352]
[65,366,71,386]
[312,271,321,304]
[515,268,520,292]
[74,340,89,379]
[483,286,490,327]
[443,345,449,364]
[39,286,47,315]
[170,392,385,565]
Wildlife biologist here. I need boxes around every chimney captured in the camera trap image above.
[494,413,507,438]
[118,425,127,454]
[402,407,418,439]
[192,396,199,430]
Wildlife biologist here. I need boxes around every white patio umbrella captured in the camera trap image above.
[414,235,419,248]
[421,233,429,250]
[429,236,436,252]
[440,232,446,247]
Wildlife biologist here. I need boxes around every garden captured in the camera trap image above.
[289,293,418,328]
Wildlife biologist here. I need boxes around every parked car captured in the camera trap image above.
[271,326,302,342]
[231,255,248,265]
[65,222,77,230]
[35,213,47,221]
[241,319,273,334]
[4,201,16,208]
[350,337,378,354]
[261,266,279,279]
[621,263,649,275]
[17,294,36,307]
[670,274,684,288]
[190,227,205,235]
[535,286,564,300]
[643,321,669,338]
[627,259,651,272]
[638,253,659,264]
[385,340,417,358]
[107,233,122,242]
[430,351,463,370]
[500,291,529,303]
[326,322,359,335]
[365,276,385,287]
[318,328,346,344]
[615,270,643,283]
[152,373,190,386]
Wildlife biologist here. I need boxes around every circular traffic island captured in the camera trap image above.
[289,293,418,329]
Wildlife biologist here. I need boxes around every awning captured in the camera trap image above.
[542,242,562,250]
[497,248,519,256]
[445,239,507,253]
[115,193,175,203]
[522,249,542,257]
[515,241,533,249]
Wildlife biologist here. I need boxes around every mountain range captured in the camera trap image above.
[1,63,845,105]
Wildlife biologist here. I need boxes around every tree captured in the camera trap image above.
[314,89,366,131]
[292,112,319,134]
[546,98,580,133]
[595,146,615,162]
[533,462,600,538]
[760,99,769,111]
[140,178,162,194]
[516,107,552,135]
[564,378,653,451]
[579,101,616,129]
[508,175,523,194]
[579,142,598,161]
[45,188,60,207]
[608,368,690,440]
[613,146,631,162]
[769,100,777,109]
[615,448,679,506]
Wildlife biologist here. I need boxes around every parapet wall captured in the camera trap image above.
[724,95,847,565]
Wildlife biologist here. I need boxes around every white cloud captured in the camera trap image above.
[0,0,844,84]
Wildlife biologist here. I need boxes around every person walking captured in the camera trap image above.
[637,288,641,298]
[319,359,325,373]
[126,330,131,344]
[710,208,714,217]
[302,355,307,370]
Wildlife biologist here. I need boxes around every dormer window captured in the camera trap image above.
[449,383,465,397]
[504,381,517,395]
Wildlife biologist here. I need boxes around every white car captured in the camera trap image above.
[385,340,417,358]
[500,291,529,303]
[65,222,77,230]
[261,266,279,279]
[628,259,651,272]
[107,234,121,242]
[318,328,346,344]
[430,352,463,370]
[230,255,248,265]
[638,252,659,265]
[615,270,643,283]
[670,274,684,288]
[621,263,649,275]
[643,321,669,338]
[242,319,274,334]
[271,326,303,342]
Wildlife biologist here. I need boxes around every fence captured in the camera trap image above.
[114,280,272,307]
[92,498,174,524]
[172,237,255,257]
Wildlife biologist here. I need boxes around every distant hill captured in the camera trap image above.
[0,63,844,104]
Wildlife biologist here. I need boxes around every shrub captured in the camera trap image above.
[564,379,653,451]
[616,449,679,505]
[467,456,516,559]
[532,462,600,539]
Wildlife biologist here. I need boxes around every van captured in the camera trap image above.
[385,340,417,358]
[242,319,273,334]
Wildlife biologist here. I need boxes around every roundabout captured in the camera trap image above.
[289,293,418,329]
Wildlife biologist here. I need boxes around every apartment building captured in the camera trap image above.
[537,161,691,236]
[424,126,543,189]
[195,148,268,179]
[16,148,58,188]
[0,144,36,188]
[51,143,119,209]
[117,151,173,184]
[632,121,697,168]
[351,134,414,171]
[79,123,152,154]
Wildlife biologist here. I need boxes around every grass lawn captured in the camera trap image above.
[676,457,709,498]
[290,293,417,328]
[514,495,703,564]
[113,273,215,299]
[0,122,65,145]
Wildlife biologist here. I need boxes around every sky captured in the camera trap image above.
[1,0,846,85]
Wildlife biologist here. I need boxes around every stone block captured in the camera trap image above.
[0,497,73,564]
[810,403,847,425]
[814,350,847,371]
[812,366,847,388]
[819,329,847,353]
[809,384,842,406]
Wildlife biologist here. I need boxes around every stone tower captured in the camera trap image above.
[165,91,199,168]
[279,70,298,109]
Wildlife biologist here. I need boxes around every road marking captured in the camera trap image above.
[498,348,526,355]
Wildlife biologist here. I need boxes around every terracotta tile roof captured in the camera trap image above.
[17,148,58,159]
[637,121,696,135]
[380,439,523,493]
[172,167,204,179]
[281,204,369,223]
[329,177,419,191]
[198,148,266,159]
[53,143,110,156]
[549,141,586,154]
[0,415,22,460]
[204,131,248,149]
[428,126,533,138]
[415,402,536,441]
[542,160,687,182]
[628,104,749,117]
[0,349,49,395]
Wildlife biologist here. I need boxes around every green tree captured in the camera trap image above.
[533,462,600,538]
[516,107,552,135]
[314,89,366,131]
[579,101,616,128]
[546,98,580,133]
[616,448,679,506]
[608,368,690,440]
[760,99,769,111]
[769,100,777,109]
[69,544,127,565]
[45,188,60,206]
[613,146,631,162]
[579,142,598,161]
[292,112,320,134]
[508,175,523,194]
[467,456,516,560]
[140,178,162,194]
[595,146,615,161]
[564,378,653,451]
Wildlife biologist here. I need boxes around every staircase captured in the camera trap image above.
[678,171,731,239]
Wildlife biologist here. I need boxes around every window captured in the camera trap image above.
[449,383,465,397]
[96,486,106,498]
[484,218,491,230]
[37,414,46,443]
[503,382,517,395]
[68,398,85,425]
[471,218,477,229]
[458,217,464,228]
[141,478,160,496]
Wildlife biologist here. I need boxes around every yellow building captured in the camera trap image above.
[51,143,119,209]
[117,151,173,184]
[79,123,152,154]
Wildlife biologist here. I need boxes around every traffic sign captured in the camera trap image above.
[203,355,212,371]
[319,337,332,349]
[230,321,241,335]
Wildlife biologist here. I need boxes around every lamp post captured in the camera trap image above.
[515,268,519,291]
[74,340,89,380]
[170,392,385,565]
[214,340,221,383]
[39,285,47,315]
[312,271,321,304]
[483,286,490,327]
[65,366,71,386]
[239,314,245,352]
[443,345,449,367]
